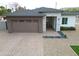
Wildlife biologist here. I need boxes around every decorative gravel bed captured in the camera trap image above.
[57,31,67,38]
[43,36,62,38]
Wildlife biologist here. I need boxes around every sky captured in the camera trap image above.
[0,0,79,9]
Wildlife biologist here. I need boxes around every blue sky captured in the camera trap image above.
[0,0,79,9]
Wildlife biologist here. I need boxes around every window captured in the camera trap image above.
[33,20,38,22]
[62,18,68,24]
[26,20,32,22]
[12,20,18,22]
[19,20,24,22]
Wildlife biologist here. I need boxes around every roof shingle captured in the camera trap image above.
[6,7,79,16]
[6,7,62,16]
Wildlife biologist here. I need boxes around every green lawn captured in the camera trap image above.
[70,45,79,56]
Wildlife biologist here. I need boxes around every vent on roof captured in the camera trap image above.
[38,12,43,13]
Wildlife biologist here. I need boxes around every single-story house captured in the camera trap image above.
[5,7,79,33]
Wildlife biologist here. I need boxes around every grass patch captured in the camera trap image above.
[70,45,79,56]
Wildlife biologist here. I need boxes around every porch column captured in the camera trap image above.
[43,16,46,32]
[56,17,61,31]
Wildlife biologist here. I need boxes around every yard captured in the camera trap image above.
[0,25,79,56]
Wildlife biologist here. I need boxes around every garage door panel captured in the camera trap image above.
[12,19,39,32]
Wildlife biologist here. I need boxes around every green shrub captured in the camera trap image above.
[60,27,76,31]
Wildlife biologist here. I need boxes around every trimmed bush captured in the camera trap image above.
[60,27,76,31]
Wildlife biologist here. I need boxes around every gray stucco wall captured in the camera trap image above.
[0,21,6,30]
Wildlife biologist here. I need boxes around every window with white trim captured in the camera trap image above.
[62,18,68,24]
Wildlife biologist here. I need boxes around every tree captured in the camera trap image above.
[7,9,11,12]
[0,6,11,15]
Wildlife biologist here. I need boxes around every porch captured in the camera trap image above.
[43,14,61,32]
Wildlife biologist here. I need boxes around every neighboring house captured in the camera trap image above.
[5,7,79,33]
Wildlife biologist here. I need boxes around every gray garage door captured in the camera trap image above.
[12,19,39,32]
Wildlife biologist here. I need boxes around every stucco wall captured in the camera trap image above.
[0,21,6,30]
[76,15,79,25]
[61,16,76,27]
[43,16,46,32]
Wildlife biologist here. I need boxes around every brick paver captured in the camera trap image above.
[0,26,79,56]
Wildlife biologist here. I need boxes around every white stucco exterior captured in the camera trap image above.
[42,13,76,32]
[56,17,61,31]
[76,15,79,25]
[61,16,76,27]
[43,16,46,32]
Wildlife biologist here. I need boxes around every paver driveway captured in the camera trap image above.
[44,25,79,56]
[0,31,44,56]
[0,25,79,56]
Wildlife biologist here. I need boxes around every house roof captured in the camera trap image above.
[32,7,62,13]
[61,11,79,15]
[6,9,45,16]
[6,7,62,16]
[6,7,79,16]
